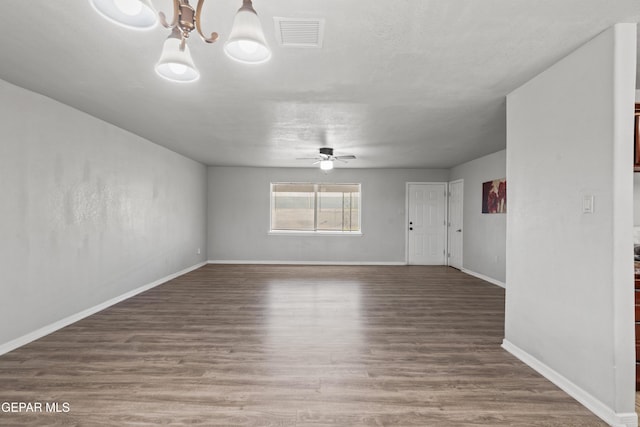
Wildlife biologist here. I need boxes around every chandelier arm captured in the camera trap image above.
[159,0,180,29]
[195,0,219,43]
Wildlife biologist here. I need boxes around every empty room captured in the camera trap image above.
[1,1,639,426]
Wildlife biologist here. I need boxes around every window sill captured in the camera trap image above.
[268,231,363,237]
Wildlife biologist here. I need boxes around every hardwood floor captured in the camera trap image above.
[0,265,606,426]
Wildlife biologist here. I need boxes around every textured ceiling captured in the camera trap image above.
[0,1,638,168]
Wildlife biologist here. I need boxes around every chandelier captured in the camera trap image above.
[90,0,271,82]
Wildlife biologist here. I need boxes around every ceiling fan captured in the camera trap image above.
[297,147,356,170]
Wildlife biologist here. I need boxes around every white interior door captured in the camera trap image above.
[407,183,447,265]
[448,180,463,269]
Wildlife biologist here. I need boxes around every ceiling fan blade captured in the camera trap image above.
[335,155,356,160]
[312,160,321,165]
[296,157,321,160]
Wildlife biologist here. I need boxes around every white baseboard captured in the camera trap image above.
[208,260,406,265]
[461,268,505,288]
[0,261,207,357]
[502,339,638,427]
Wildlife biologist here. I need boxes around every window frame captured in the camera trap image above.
[268,182,363,236]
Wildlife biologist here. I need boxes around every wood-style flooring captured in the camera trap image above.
[0,265,607,426]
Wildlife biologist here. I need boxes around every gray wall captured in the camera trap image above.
[207,167,449,263]
[0,79,207,348]
[505,24,636,422]
[449,150,506,284]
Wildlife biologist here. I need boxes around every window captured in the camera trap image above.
[271,183,361,233]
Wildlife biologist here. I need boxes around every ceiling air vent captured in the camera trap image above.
[273,17,325,48]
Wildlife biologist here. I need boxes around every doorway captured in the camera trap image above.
[448,179,463,269]
[406,182,447,265]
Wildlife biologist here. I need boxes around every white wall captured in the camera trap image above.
[449,150,506,284]
[207,167,449,263]
[0,79,207,349]
[505,24,636,426]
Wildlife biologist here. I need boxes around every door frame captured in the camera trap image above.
[405,182,448,265]
[447,179,464,269]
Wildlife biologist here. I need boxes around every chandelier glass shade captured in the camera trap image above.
[155,29,199,82]
[90,0,157,30]
[224,0,271,64]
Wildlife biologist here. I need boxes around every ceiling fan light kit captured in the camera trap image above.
[91,0,271,83]
[319,159,334,171]
[298,147,356,171]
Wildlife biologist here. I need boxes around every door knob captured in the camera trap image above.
[456,229,462,232]
[409,227,413,231]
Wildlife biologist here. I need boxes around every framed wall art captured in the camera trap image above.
[482,178,506,214]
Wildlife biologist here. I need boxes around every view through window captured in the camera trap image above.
[271,183,361,232]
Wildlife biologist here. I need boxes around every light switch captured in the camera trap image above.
[582,195,594,214]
